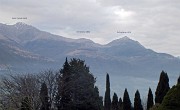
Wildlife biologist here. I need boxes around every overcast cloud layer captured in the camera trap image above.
[0,0,180,56]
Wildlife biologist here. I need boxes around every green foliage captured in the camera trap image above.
[134,90,143,110]
[157,84,180,110]
[111,93,118,110]
[155,71,170,104]
[123,88,132,110]
[104,73,111,110]
[149,104,160,110]
[40,82,50,110]
[147,88,154,110]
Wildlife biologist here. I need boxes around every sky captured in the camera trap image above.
[0,0,180,56]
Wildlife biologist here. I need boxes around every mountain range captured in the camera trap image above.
[0,22,180,97]
[0,22,179,76]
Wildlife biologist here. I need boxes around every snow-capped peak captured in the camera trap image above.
[13,22,32,30]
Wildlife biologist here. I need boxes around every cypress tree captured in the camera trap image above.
[21,97,31,110]
[155,71,170,104]
[118,97,123,110]
[134,90,143,110]
[104,73,111,110]
[123,88,131,110]
[40,82,50,110]
[111,92,118,110]
[147,88,154,110]
[178,75,180,85]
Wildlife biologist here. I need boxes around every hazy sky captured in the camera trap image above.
[0,0,180,56]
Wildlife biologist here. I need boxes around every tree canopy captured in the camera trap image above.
[40,82,50,110]
[123,88,131,110]
[104,73,111,110]
[111,92,118,110]
[152,84,180,110]
[155,71,170,104]
[134,90,143,110]
[147,88,154,110]
[56,58,101,110]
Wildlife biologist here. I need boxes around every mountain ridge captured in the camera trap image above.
[0,22,179,78]
[1,22,180,98]
[0,22,148,48]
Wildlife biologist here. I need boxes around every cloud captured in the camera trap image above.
[0,0,180,56]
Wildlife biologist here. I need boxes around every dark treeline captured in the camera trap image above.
[0,58,103,110]
[0,58,179,110]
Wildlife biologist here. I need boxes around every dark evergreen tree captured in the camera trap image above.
[118,97,123,110]
[147,88,154,110]
[94,86,103,110]
[111,92,118,110]
[155,71,170,104]
[69,58,98,110]
[158,84,180,109]
[40,82,50,110]
[104,73,111,110]
[134,90,143,110]
[57,58,101,110]
[178,75,180,85]
[21,97,31,110]
[123,88,131,110]
[56,58,72,110]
